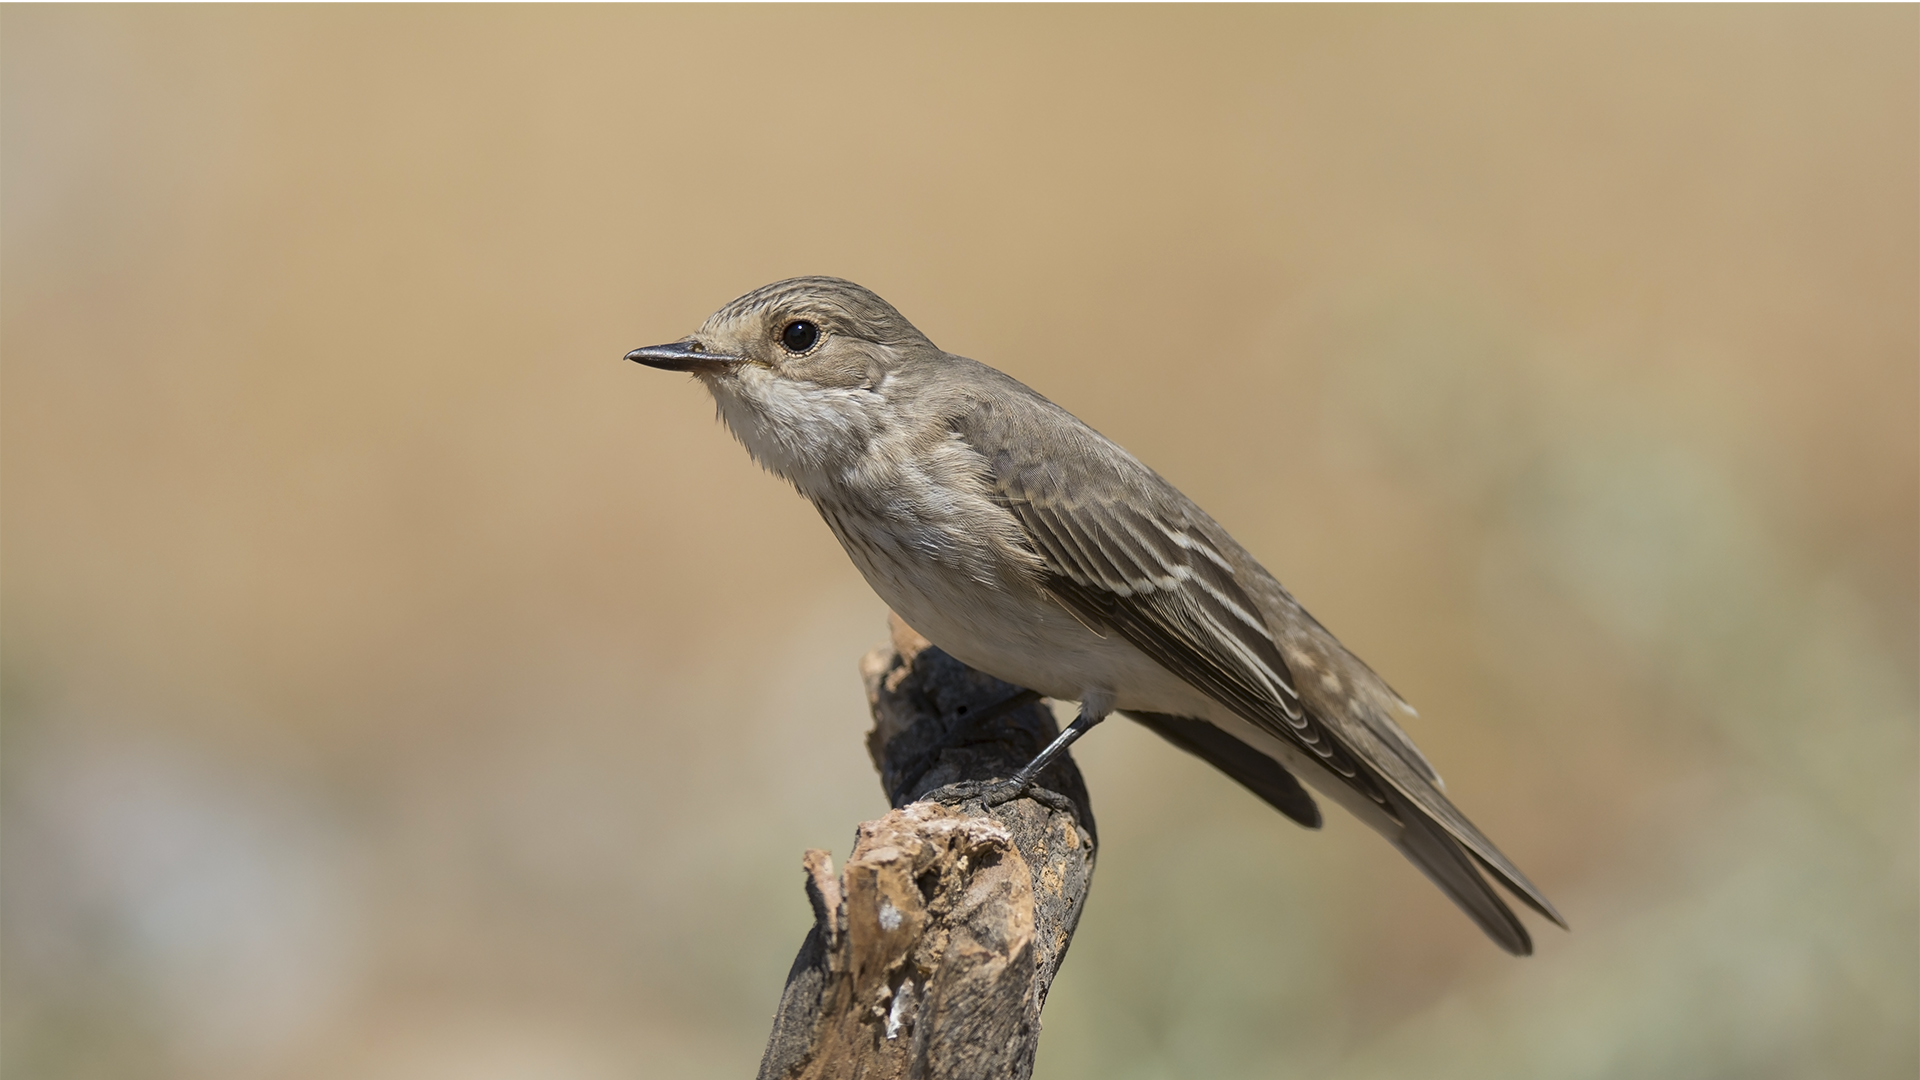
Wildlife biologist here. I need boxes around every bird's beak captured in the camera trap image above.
[624,340,745,372]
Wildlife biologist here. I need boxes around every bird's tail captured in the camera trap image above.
[1381,784,1532,956]
[1125,709,1559,956]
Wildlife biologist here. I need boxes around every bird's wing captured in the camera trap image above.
[949,377,1564,948]
[964,416,1388,798]
[1274,599,1444,787]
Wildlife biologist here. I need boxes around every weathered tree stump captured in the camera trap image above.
[757,616,1098,1080]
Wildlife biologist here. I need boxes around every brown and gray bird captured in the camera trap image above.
[627,276,1566,954]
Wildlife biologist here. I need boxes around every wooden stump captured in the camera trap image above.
[757,616,1098,1080]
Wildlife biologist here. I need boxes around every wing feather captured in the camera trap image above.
[950,376,1565,941]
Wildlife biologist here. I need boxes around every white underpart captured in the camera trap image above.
[706,364,880,490]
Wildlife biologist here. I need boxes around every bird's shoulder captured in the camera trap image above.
[931,354,1186,513]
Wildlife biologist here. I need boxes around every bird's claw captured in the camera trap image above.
[978,778,1030,808]
[920,777,1032,811]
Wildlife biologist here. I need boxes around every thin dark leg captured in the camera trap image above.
[1009,707,1107,792]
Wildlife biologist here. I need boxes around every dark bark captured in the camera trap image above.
[757,616,1098,1080]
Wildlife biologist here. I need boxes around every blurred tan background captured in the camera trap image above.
[3,6,1914,1079]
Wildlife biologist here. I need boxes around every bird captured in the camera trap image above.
[627,276,1566,954]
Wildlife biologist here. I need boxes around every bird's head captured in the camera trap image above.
[627,277,939,483]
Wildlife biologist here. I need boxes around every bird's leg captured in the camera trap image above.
[1007,701,1109,793]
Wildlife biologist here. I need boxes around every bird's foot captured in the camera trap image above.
[922,777,1081,818]
[922,777,1027,809]
[978,777,1031,808]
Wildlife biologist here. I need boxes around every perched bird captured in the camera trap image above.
[628,277,1565,954]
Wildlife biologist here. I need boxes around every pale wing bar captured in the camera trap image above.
[1009,491,1304,719]
[998,488,1382,793]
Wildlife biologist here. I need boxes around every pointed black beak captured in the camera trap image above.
[625,340,745,372]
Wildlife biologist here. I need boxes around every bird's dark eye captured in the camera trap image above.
[780,320,819,353]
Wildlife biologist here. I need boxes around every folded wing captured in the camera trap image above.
[954,387,1564,953]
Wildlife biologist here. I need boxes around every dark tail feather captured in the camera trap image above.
[1125,711,1322,829]
[1383,786,1532,955]
[1468,849,1570,928]
[1124,711,1547,954]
